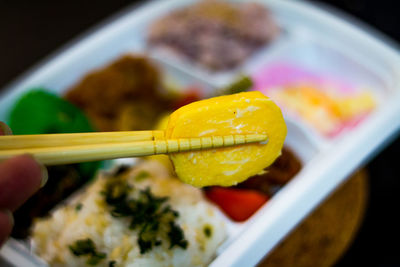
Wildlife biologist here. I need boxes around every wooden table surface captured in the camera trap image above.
[259,170,368,267]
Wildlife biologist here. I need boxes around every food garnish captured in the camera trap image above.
[75,203,83,212]
[134,171,150,182]
[203,225,213,238]
[69,238,107,265]
[102,176,188,254]
[217,75,253,96]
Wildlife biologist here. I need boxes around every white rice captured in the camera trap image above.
[32,160,226,267]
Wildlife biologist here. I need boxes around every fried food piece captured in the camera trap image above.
[65,55,170,131]
[166,91,286,187]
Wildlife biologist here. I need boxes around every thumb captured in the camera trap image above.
[0,155,47,211]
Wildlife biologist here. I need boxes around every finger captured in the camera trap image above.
[0,155,47,211]
[0,210,13,246]
[0,121,12,135]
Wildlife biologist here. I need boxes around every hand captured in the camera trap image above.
[0,122,47,246]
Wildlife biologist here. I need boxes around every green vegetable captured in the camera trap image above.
[167,220,188,249]
[135,171,150,181]
[75,203,83,212]
[9,89,94,135]
[113,165,130,176]
[69,238,106,265]
[8,89,101,179]
[217,75,253,96]
[102,177,188,254]
[203,225,213,238]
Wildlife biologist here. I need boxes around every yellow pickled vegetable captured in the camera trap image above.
[166,91,287,187]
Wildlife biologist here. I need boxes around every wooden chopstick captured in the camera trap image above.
[0,130,165,150]
[0,133,268,165]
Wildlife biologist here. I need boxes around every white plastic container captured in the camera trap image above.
[1,0,400,266]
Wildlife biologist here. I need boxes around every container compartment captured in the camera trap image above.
[144,0,288,88]
[0,116,320,267]
[216,116,321,249]
[0,51,321,265]
[0,52,215,123]
[249,40,389,96]
[249,40,387,139]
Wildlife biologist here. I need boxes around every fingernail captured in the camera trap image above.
[0,122,12,135]
[25,154,49,188]
[39,163,48,188]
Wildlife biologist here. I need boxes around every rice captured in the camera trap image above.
[32,160,226,267]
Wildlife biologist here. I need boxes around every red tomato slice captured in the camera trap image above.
[205,187,269,222]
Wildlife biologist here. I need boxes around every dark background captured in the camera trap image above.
[0,0,399,266]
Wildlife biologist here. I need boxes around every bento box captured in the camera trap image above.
[1,0,400,266]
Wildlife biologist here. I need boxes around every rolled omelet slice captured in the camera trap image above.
[166,91,287,187]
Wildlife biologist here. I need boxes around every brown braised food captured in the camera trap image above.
[236,147,302,195]
[65,55,173,131]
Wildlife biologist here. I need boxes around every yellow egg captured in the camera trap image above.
[154,112,171,130]
[166,91,287,187]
